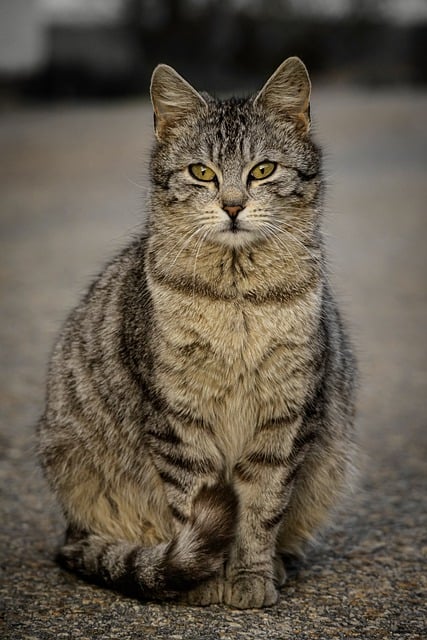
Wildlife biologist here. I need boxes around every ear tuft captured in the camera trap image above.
[254,57,311,132]
[150,64,207,139]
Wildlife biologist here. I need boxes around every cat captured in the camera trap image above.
[37,57,357,609]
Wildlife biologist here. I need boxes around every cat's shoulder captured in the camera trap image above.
[76,234,149,310]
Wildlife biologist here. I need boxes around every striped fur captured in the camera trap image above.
[57,484,238,597]
[37,58,356,608]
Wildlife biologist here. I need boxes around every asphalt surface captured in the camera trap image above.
[1,90,426,639]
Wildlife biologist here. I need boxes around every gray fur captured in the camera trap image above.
[37,57,356,608]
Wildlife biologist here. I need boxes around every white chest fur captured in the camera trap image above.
[150,282,321,466]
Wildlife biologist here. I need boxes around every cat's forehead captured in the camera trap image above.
[199,97,273,162]
[206,97,257,138]
[207,97,251,129]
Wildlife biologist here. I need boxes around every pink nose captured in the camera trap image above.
[223,205,243,219]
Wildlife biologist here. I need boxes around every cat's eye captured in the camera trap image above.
[249,161,277,181]
[189,164,216,182]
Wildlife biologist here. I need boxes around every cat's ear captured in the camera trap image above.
[254,57,311,132]
[150,64,207,139]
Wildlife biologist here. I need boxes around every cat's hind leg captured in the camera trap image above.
[277,437,354,557]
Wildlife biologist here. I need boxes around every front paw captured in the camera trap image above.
[184,576,224,606]
[223,571,278,609]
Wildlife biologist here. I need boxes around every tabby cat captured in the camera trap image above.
[37,57,356,609]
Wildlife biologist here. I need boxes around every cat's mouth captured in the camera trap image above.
[229,220,241,234]
[216,220,254,247]
[222,221,250,235]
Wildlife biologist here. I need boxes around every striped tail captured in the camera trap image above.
[57,483,238,598]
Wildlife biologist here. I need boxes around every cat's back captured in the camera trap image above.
[53,236,148,353]
[40,237,150,447]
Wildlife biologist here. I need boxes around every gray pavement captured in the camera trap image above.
[1,90,426,639]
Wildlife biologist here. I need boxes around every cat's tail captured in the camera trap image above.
[57,483,238,598]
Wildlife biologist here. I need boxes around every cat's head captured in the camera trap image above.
[149,58,322,250]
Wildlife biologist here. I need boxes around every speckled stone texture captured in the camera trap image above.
[1,91,426,639]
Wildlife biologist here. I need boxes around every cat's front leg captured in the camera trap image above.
[146,416,233,603]
[222,542,285,608]
[223,481,282,609]
[183,564,225,605]
[184,545,286,606]
[224,420,302,609]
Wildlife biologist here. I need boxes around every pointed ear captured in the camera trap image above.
[254,57,311,132]
[150,64,207,139]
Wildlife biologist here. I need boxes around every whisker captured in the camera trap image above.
[260,217,321,264]
[259,222,303,275]
[155,226,204,269]
[169,226,206,269]
[125,175,149,191]
[191,227,211,303]
[281,229,321,263]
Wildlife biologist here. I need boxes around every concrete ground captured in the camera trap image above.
[0,89,426,639]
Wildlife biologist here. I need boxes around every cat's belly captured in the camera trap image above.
[152,283,321,467]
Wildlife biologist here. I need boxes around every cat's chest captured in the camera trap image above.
[150,284,320,461]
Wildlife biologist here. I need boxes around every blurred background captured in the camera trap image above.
[0,0,426,100]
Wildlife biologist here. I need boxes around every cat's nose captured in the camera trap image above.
[223,204,243,219]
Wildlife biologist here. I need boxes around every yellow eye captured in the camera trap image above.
[250,161,277,180]
[189,164,216,182]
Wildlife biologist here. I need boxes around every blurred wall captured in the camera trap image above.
[0,0,426,99]
[0,0,46,74]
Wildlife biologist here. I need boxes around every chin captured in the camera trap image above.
[213,229,258,249]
